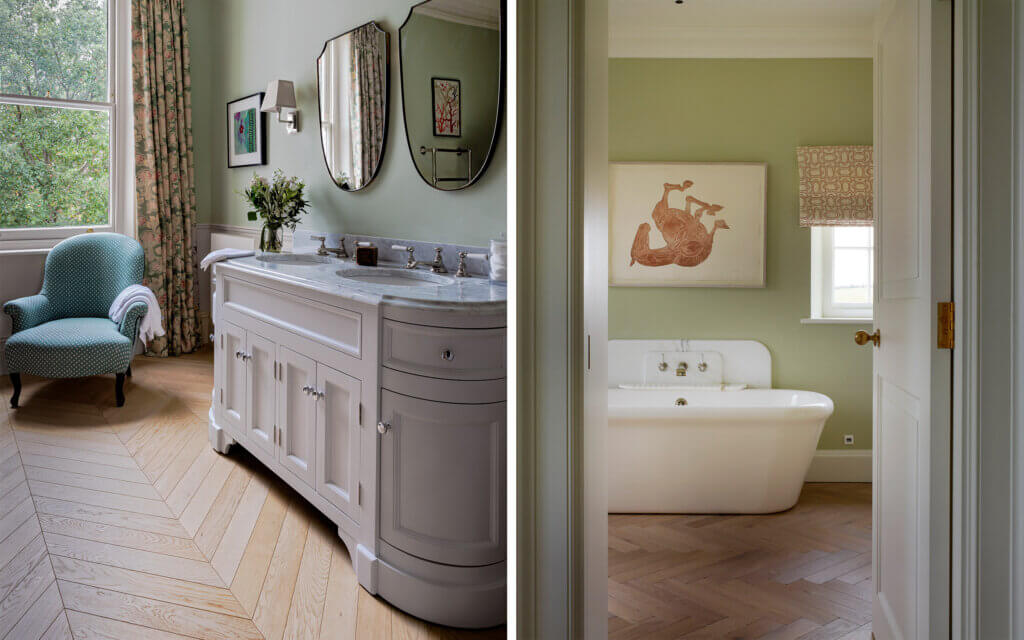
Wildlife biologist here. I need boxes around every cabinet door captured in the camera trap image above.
[379,390,505,567]
[277,346,317,487]
[220,321,247,437]
[246,331,277,457]
[315,364,361,521]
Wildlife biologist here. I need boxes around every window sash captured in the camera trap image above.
[0,0,124,248]
[812,226,874,320]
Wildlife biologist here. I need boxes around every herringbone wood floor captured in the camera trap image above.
[0,348,504,640]
[609,483,872,640]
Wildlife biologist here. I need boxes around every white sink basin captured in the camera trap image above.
[255,253,335,265]
[337,268,455,288]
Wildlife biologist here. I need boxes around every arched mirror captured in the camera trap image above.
[399,0,505,191]
[317,22,389,191]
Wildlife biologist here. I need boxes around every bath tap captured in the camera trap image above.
[676,362,688,377]
[430,247,449,274]
[393,245,426,269]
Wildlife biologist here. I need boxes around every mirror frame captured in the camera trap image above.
[316,21,391,192]
[398,0,506,191]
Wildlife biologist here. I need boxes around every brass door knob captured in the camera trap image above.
[854,330,880,347]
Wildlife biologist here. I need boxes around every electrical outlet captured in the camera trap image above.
[844,434,855,446]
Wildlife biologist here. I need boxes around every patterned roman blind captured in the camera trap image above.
[796,145,874,227]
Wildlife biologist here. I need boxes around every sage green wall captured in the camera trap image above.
[609,58,874,450]
[402,13,500,182]
[184,0,505,245]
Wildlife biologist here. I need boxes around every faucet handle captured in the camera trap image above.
[456,251,469,278]
[312,235,327,256]
[392,245,417,268]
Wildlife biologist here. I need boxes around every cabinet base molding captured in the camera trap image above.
[378,541,506,629]
[208,410,236,454]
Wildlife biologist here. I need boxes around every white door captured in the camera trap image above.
[277,346,317,487]
[872,0,950,637]
[220,321,247,437]
[379,390,506,567]
[314,363,361,520]
[246,331,277,457]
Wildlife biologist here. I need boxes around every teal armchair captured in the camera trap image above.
[4,233,148,408]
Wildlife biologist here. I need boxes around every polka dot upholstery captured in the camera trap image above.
[3,233,146,379]
[5,318,133,378]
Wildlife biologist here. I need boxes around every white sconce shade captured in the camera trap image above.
[261,80,300,134]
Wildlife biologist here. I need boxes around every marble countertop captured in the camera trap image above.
[219,253,507,312]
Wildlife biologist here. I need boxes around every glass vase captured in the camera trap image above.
[258,223,284,253]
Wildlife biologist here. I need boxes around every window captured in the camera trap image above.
[0,0,129,248]
[810,226,874,320]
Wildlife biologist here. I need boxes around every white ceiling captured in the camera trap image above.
[610,0,883,58]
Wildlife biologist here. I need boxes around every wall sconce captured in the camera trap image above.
[261,80,300,135]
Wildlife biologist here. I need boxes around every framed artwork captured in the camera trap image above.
[227,93,266,168]
[609,162,767,288]
[431,77,461,137]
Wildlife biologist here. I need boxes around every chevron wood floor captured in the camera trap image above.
[0,348,504,640]
[609,483,872,640]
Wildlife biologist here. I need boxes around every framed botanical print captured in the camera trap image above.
[431,77,461,137]
[227,93,266,168]
[609,162,768,288]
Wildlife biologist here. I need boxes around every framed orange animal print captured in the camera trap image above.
[609,162,767,287]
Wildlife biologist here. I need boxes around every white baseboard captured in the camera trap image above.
[805,449,872,483]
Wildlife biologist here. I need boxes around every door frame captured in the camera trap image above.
[577,1,973,638]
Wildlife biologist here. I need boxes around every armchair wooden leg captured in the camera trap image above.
[115,373,126,408]
[9,373,20,409]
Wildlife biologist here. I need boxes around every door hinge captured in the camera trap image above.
[938,302,955,350]
[220,334,224,349]
[220,388,223,404]
[359,403,363,426]
[358,483,362,506]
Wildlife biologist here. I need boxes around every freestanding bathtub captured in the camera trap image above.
[608,387,834,514]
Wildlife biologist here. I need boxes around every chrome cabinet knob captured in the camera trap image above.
[440,348,454,362]
[377,421,391,435]
[301,385,313,395]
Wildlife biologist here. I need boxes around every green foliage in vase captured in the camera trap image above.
[243,170,311,231]
[0,0,110,230]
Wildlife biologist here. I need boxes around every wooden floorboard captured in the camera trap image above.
[609,483,873,640]
[0,350,505,640]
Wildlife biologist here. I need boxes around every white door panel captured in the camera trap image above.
[278,346,317,488]
[221,322,247,437]
[246,332,277,457]
[315,363,361,520]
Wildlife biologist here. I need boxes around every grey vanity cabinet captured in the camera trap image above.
[379,392,506,568]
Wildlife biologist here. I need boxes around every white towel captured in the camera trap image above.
[109,285,165,346]
[200,248,254,271]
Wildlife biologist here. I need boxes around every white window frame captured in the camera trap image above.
[807,225,874,322]
[0,0,134,253]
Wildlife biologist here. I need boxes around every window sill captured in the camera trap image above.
[801,317,874,325]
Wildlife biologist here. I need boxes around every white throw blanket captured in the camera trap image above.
[109,285,165,346]
[200,248,254,271]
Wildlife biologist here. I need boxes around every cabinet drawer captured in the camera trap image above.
[381,320,505,381]
[222,275,362,358]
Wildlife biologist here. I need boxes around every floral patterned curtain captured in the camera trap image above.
[131,0,200,356]
[352,25,387,182]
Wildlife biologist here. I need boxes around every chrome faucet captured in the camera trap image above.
[676,362,688,377]
[327,237,349,259]
[312,235,348,259]
[430,247,448,274]
[393,245,424,269]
